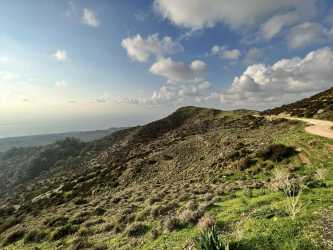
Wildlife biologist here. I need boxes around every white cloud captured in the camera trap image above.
[55,80,68,88]
[153,0,317,30]
[121,34,183,62]
[287,22,331,48]
[150,57,207,81]
[81,8,100,27]
[96,93,110,103]
[221,47,333,107]
[53,50,68,62]
[260,12,300,40]
[120,79,212,105]
[243,48,264,65]
[211,46,241,60]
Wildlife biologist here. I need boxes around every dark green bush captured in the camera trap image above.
[24,229,47,243]
[0,216,22,234]
[92,243,108,250]
[70,237,92,250]
[3,229,25,246]
[257,144,296,162]
[126,222,148,237]
[51,224,79,241]
[164,217,182,232]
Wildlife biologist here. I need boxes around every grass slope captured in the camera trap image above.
[0,107,332,250]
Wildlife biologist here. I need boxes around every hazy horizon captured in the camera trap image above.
[1,0,333,138]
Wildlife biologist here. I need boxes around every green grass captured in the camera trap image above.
[2,123,332,250]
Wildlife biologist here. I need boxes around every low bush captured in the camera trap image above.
[0,216,22,234]
[45,216,68,227]
[126,222,148,237]
[179,209,203,225]
[257,144,296,162]
[51,224,79,241]
[92,243,108,250]
[197,215,216,232]
[164,217,182,232]
[94,207,106,216]
[3,229,25,246]
[70,237,92,250]
[24,229,47,243]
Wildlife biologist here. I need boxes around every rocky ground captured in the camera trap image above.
[0,106,332,249]
[263,86,333,121]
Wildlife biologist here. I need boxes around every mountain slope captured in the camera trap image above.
[0,127,122,152]
[0,106,332,249]
[263,86,333,121]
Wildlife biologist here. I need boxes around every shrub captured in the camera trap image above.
[179,209,202,225]
[0,217,22,234]
[70,212,90,225]
[92,243,108,250]
[194,226,224,250]
[45,216,68,227]
[257,144,296,162]
[100,223,114,232]
[164,217,182,232]
[186,200,198,210]
[197,215,216,232]
[51,224,79,241]
[314,168,329,181]
[3,229,25,246]
[126,222,148,237]
[95,207,106,216]
[70,237,92,250]
[84,218,105,228]
[24,229,47,244]
[76,227,93,237]
[270,168,290,191]
[151,228,160,240]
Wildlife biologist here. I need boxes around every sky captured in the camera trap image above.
[1,0,333,137]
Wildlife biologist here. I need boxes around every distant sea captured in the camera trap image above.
[0,113,156,139]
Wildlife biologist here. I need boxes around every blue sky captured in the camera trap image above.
[1,0,333,136]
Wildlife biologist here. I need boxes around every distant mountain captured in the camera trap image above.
[263,86,333,121]
[0,128,123,152]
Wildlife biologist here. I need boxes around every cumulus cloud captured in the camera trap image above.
[243,48,264,65]
[150,57,207,81]
[221,47,333,106]
[287,22,331,48]
[96,93,110,103]
[260,12,300,40]
[53,50,68,62]
[81,8,100,27]
[211,46,241,60]
[55,80,68,88]
[119,79,212,105]
[153,0,317,30]
[121,34,183,62]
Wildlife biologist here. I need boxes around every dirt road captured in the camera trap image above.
[277,116,333,139]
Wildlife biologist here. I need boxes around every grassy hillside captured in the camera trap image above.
[263,86,333,121]
[0,107,332,250]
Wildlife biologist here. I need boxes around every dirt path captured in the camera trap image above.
[274,116,333,139]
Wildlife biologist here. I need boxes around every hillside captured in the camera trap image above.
[263,86,333,121]
[0,106,332,250]
[0,128,122,152]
